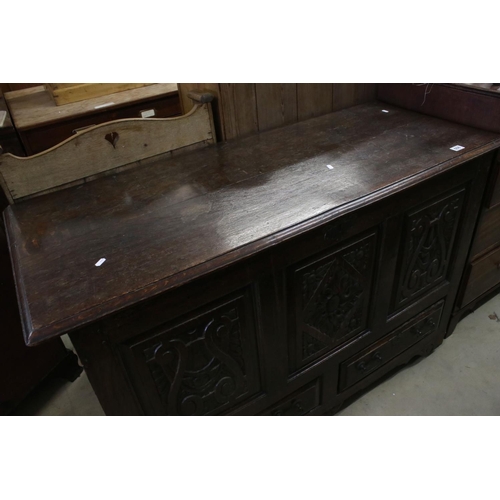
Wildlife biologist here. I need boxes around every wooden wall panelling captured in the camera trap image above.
[297,83,333,120]
[177,83,225,141]
[354,83,378,104]
[255,84,298,131]
[377,84,500,134]
[332,84,356,111]
[178,83,378,142]
[219,84,259,140]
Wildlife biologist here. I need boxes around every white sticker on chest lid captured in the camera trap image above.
[450,145,465,151]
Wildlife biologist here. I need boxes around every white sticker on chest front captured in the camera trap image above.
[95,258,106,267]
[450,145,465,151]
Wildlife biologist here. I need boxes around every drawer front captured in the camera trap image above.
[261,379,320,416]
[486,158,500,209]
[469,204,500,259]
[339,301,444,391]
[460,245,500,307]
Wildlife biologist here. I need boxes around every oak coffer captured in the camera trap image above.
[4,102,500,415]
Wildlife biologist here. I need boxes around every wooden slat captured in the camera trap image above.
[332,84,377,112]
[297,84,333,120]
[354,83,378,104]
[47,83,154,106]
[332,84,356,111]
[4,83,178,130]
[255,84,297,131]
[0,103,215,202]
[219,84,258,140]
[177,84,224,141]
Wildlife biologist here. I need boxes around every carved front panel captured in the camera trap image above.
[392,189,465,311]
[291,232,377,369]
[123,293,261,415]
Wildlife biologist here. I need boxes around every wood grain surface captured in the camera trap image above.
[178,84,377,141]
[5,83,178,129]
[4,102,500,345]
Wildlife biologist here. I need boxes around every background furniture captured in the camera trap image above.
[0,224,81,415]
[0,91,215,203]
[0,89,81,415]
[3,100,499,415]
[0,97,25,157]
[4,83,181,154]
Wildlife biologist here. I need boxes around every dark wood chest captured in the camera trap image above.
[4,102,499,415]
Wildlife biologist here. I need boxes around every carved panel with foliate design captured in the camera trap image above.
[392,189,465,310]
[291,232,377,369]
[123,293,260,415]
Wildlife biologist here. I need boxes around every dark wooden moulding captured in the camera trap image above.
[4,101,500,415]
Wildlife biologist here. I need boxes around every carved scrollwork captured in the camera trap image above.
[395,191,465,308]
[296,234,376,364]
[141,302,254,415]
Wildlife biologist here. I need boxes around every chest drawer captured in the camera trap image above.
[260,379,320,416]
[460,245,500,307]
[469,204,500,259]
[486,158,500,209]
[339,301,444,391]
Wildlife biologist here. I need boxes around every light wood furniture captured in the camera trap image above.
[4,83,181,154]
[46,83,154,106]
[0,92,215,203]
[3,100,499,415]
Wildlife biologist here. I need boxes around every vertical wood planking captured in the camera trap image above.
[177,83,197,114]
[255,84,298,131]
[179,83,378,143]
[177,83,224,141]
[332,84,378,111]
[219,84,259,140]
[332,84,356,111]
[354,83,377,104]
[297,84,333,121]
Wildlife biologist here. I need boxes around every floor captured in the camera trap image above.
[12,294,500,416]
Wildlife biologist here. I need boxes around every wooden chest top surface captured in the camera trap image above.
[4,102,500,344]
